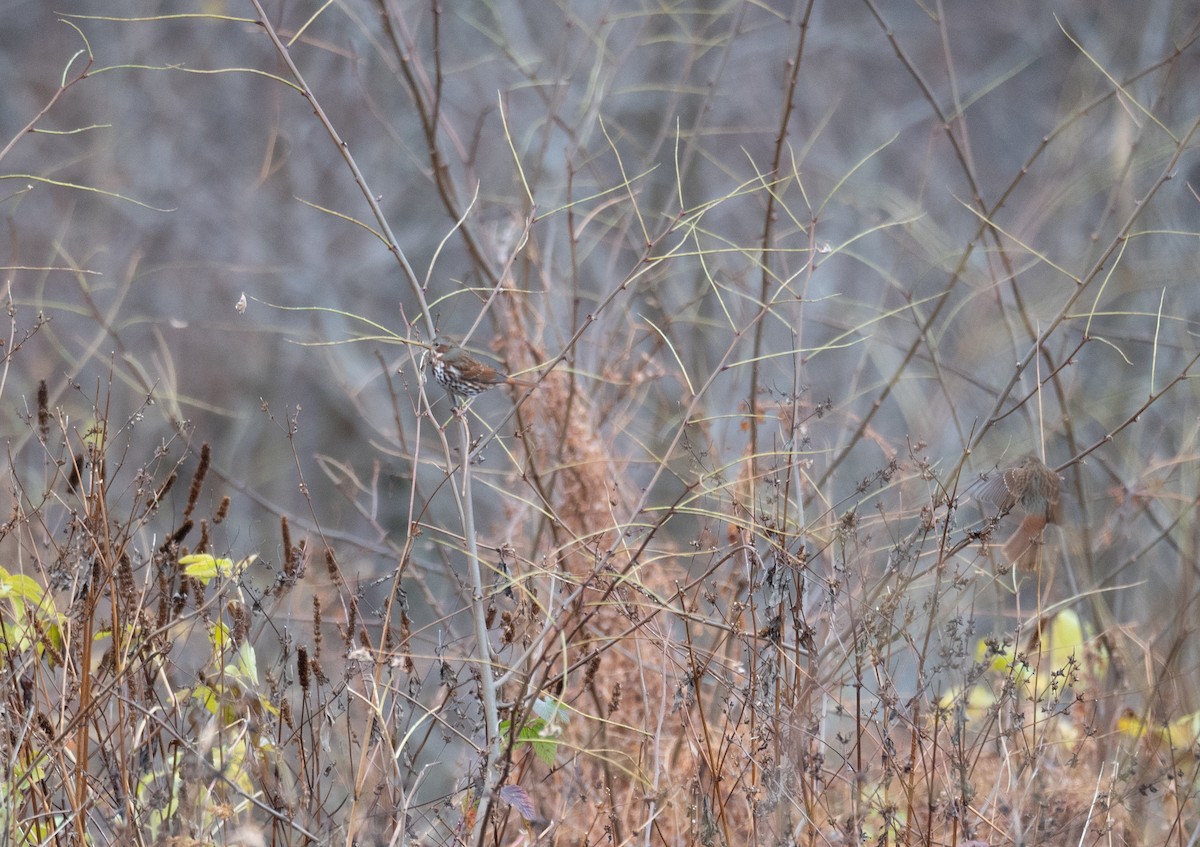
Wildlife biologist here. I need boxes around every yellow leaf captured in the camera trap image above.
[181,553,257,585]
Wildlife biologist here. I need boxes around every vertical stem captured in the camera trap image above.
[454,413,502,846]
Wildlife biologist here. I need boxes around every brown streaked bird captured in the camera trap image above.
[966,455,1062,569]
[429,337,535,401]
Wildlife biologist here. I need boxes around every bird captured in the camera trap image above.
[428,337,535,402]
[965,455,1062,569]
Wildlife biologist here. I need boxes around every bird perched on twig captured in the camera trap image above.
[965,455,1062,569]
[428,337,535,403]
